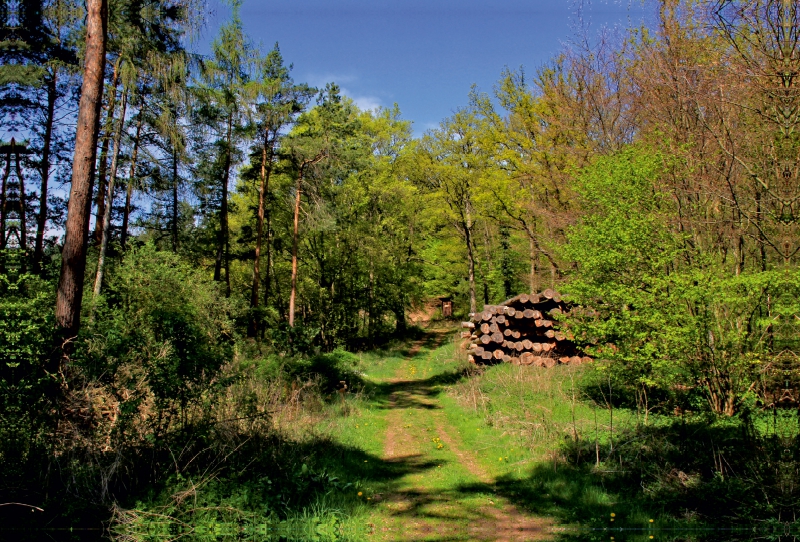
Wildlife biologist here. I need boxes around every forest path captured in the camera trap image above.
[365,329,551,541]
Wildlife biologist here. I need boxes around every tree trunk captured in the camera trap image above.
[368,262,374,341]
[287,152,325,328]
[529,235,536,294]
[500,225,513,299]
[0,149,9,257]
[121,110,142,251]
[249,131,275,336]
[92,56,120,245]
[93,86,127,301]
[465,199,477,314]
[34,71,57,273]
[55,0,107,344]
[288,166,304,328]
[171,145,179,252]
[214,114,233,297]
[14,142,28,273]
[263,206,273,308]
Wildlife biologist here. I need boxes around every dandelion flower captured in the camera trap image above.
[358,492,363,496]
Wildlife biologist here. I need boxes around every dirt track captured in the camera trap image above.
[374,332,551,541]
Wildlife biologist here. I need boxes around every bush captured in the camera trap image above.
[246,348,365,396]
[562,146,788,416]
[83,243,237,440]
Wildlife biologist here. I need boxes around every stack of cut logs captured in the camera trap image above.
[461,289,592,368]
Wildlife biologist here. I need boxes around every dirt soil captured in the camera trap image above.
[374,332,551,541]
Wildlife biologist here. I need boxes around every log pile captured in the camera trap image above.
[461,289,591,367]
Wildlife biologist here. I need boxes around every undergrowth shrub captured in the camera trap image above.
[82,243,237,443]
[0,263,57,520]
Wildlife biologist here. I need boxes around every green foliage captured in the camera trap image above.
[84,243,236,435]
[0,257,55,482]
[563,146,792,416]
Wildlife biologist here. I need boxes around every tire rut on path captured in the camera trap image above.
[377,330,551,541]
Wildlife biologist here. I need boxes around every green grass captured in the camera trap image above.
[310,326,748,537]
[113,326,798,540]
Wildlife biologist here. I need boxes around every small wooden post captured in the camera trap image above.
[439,296,453,318]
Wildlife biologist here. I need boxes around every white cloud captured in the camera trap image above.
[346,91,382,112]
[304,73,384,112]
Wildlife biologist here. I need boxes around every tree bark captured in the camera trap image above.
[288,166,304,328]
[288,154,325,327]
[249,129,274,336]
[121,110,142,251]
[529,236,536,294]
[464,199,477,314]
[263,206,272,307]
[14,142,28,272]
[214,114,233,297]
[92,56,120,245]
[55,0,107,344]
[93,86,127,301]
[34,71,57,273]
[0,148,9,254]
[171,145,179,252]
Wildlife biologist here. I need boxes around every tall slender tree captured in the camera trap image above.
[246,45,313,336]
[55,0,107,347]
[193,1,257,296]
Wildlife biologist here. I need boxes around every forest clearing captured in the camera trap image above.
[2,0,800,539]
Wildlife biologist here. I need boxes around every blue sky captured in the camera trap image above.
[197,0,652,134]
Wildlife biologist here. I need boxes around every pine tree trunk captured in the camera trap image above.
[288,167,303,328]
[0,149,9,252]
[34,71,57,273]
[55,0,107,344]
[92,56,120,246]
[171,145,179,252]
[288,153,324,328]
[249,131,274,336]
[14,142,28,273]
[214,114,233,297]
[263,208,272,309]
[93,87,127,301]
[121,111,142,251]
